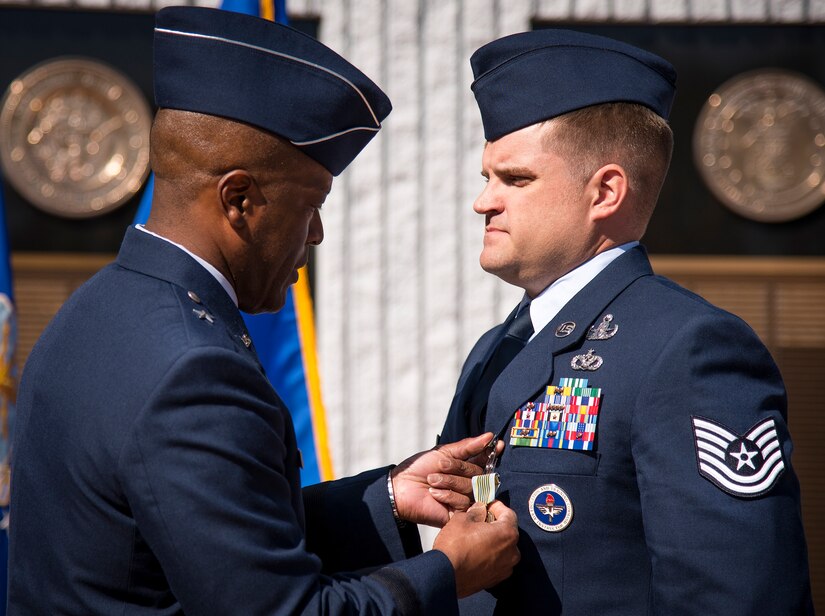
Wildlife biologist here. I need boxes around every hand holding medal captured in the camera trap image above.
[472,438,502,521]
[391,432,497,527]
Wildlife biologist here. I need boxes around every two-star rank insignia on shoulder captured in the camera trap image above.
[691,415,786,498]
[509,377,602,450]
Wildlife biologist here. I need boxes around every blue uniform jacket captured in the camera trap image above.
[9,227,456,615]
[441,246,813,615]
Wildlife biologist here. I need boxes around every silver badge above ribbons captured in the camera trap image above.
[587,314,618,340]
[571,349,603,371]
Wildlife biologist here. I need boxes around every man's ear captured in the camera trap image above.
[217,170,259,229]
[587,163,628,221]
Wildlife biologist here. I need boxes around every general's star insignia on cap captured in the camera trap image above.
[691,415,786,498]
[529,484,573,532]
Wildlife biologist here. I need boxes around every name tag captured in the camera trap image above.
[509,377,602,451]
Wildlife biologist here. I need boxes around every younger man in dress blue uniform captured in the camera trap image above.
[438,29,814,614]
[8,8,520,614]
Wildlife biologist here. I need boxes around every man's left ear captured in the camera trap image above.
[588,164,628,221]
[218,169,266,230]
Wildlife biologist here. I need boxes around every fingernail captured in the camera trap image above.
[429,473,443,484]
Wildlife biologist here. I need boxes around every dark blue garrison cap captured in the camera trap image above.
[154,6,391,176]
[470,29,677,141]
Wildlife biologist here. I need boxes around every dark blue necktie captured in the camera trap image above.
[466,300,534,435]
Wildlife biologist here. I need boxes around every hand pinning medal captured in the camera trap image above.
[472,438,501,521]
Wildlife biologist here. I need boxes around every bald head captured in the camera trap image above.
[144,108,333,313]
[149,109,299,210]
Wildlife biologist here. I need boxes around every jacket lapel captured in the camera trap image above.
[484,247,654,436]
[442,308,517,440]
[116,226,260,364]
[457,304,519,396]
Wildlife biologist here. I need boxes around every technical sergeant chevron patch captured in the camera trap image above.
[691,415,785,498]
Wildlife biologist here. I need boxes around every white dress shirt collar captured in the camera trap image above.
[527,242,638,339]
[135,224,239,307]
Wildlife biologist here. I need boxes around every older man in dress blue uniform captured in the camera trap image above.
[437,29,814,614]
[8,7,520,614]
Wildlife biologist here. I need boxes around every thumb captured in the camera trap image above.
[465,501,488,523]
[488,501,517,526]
[438,432,494,460]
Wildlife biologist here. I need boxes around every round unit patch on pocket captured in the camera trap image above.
[528,484,573,532]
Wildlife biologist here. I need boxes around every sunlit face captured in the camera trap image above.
[235,154,332,314]
[475,122,594,297]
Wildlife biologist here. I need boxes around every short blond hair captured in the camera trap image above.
[543,103,673,226]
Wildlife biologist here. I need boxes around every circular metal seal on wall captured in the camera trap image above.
[693,69,825,223]
[0,57,152,218]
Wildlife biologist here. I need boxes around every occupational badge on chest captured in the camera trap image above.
[509,377,602,450]
[529,484,573,532]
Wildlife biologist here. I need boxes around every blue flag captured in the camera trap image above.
[134,0,333,485]
[0,173,16,616]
